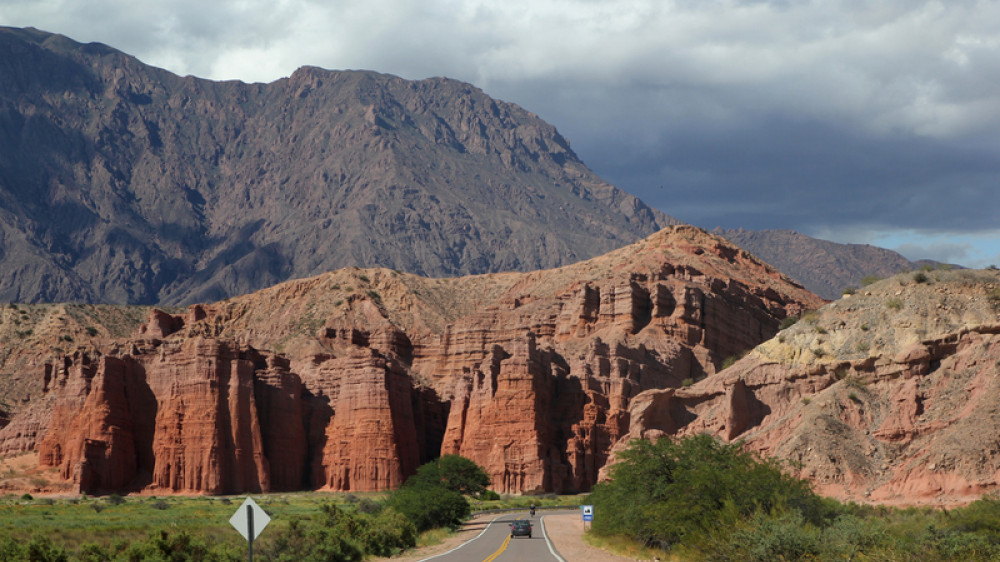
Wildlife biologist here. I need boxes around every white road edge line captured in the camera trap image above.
[418,513,508,561]
[540,514,567,562]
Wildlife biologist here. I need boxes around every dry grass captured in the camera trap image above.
[582,530,670,560]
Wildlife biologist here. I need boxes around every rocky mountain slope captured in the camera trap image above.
[715,228,936,300]
[0,26,679,305]
[0,226,822,495]
[616,267,1000,506]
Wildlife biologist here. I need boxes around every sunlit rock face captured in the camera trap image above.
[612,269,1000,506]
[2,226,821,495]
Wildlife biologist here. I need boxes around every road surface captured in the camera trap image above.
[418,510,570,561]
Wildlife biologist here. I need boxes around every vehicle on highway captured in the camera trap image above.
[509,519,532,538]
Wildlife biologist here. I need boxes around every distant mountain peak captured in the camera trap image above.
[0,26,681,305]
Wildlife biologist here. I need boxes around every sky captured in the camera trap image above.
[2,0,999,267]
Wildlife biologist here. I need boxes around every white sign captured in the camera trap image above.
[229,497,271,542]
[582,505,594,522]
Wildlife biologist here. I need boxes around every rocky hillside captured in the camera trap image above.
[715,228,934,300]
[0,226,822,496]
[617,267,1000,506]
[0,26,679,305]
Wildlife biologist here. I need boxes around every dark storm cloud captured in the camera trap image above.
[1,0,999,264]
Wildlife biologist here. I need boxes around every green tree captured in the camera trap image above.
[404,454,491,496]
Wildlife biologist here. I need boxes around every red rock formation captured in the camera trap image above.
[0,226,823,495]
[613,269,1000,506]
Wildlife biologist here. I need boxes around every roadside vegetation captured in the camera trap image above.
[0,455,500,561]
[590,434,1000,561]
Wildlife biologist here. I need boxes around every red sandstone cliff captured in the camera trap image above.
[612,268,1000,506]
[0,226,822,495]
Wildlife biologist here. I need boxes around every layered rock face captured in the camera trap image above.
[28,333,441,495]
[0,226,822,495]
[615,269,1000,506]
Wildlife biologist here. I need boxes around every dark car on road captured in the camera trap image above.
[510,520,532,538]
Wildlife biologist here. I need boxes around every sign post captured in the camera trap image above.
[229,497,271,561]
[581,504,594,530]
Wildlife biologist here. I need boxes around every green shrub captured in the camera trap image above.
[886,298,903,310]
[388,483,469,532]
[822,513,888,559]
[779,316,799,330]
[359,507,416,556]
[0,533,111,562]
[986,287,1000,310]
[589,434,825,550]
[25,536,68,562]
[913,272,929,284]
[121,530,218,561]
[714,510,822,561]
[477,490,501,501]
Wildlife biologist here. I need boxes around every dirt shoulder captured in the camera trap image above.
[543,512,643,561]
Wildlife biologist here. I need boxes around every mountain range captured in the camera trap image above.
[0,26,678,305]
[714,228,938,300]
[0,26,934,305]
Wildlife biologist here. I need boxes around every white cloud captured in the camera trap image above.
[5,0,1000,139]
[2,0,999,248]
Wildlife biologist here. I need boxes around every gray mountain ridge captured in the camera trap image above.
[0,26,935,306]
[0,26,681,304]
[713,228,942,300]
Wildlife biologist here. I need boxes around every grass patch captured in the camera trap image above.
[415,526,454,548]
[0,491,356,553]
[467,493,584,513]
[584,530,667,560]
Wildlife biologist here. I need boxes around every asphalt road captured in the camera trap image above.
[418,510,571,562]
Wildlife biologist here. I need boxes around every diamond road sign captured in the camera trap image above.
[229,497,271,542]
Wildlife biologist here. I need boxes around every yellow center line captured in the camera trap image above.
[483,532,511,562]
[484,515,527,562]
